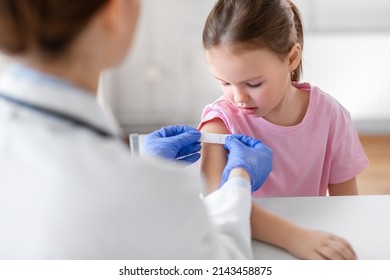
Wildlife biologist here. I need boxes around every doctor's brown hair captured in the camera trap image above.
[203,0,304,81]
[0,0,108,55]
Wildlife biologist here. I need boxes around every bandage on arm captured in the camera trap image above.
[199,132,229,144]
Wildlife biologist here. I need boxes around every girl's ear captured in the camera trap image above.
[288,43,302,72]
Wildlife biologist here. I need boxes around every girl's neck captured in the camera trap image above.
[263,83,309,126]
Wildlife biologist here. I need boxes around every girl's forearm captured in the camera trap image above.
[250,203,303,252]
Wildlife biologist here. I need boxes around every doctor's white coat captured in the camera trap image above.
[0,65,252,259]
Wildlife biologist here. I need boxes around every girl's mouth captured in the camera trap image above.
[239,107,257,115]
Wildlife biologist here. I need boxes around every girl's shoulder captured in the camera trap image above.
[200,96,249,133]
[208,96,238,111]
[202,96,240,118]
[295,82,350,114]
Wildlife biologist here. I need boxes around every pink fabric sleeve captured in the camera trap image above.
[198,102,232,133]
[327,106,369,184]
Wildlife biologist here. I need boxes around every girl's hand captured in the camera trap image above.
[287,228,357,260]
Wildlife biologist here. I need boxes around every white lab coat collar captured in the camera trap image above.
[0,64,123,137]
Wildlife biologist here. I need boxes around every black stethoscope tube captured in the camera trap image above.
[0,93,114,138]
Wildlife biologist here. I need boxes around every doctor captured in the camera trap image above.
[0,0,272,259]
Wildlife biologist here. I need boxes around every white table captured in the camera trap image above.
[252,195,390,260]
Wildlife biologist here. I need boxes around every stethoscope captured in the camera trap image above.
[0,92,115,138]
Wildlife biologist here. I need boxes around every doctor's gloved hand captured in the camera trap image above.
[221,135,272,192]
[143,125,201,164]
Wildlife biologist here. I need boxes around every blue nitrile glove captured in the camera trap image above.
[221,135,272,192]
[143,125,201,164]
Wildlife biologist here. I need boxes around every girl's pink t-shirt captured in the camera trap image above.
[199,83,369,197]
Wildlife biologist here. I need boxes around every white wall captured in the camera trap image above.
[294,0,390,32]
[99,0,218,133]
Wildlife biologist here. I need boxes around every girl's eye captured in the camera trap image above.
[221,82,230,87]
[247,82,262,88]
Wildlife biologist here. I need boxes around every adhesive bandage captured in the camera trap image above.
[199,132,230,144]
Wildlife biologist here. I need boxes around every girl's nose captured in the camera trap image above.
[233,87,250,105]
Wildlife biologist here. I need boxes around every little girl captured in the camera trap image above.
[199,0,369,259]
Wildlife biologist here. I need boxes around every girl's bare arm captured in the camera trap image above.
[199,118,357,259]
[328,177,358,196]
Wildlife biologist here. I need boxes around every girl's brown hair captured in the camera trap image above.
[203,0,304,81]
[0,0,108,55]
